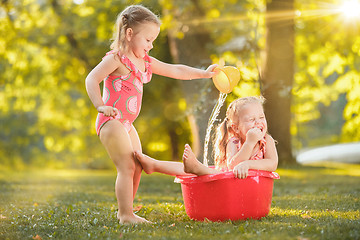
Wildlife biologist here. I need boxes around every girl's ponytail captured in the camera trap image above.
[110,13,128,52]
[213,117,231,169]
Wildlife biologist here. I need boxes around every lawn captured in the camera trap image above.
[0,162,359,240]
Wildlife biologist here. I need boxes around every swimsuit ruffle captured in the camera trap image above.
[120,54,152,84]
[103,51,152,83]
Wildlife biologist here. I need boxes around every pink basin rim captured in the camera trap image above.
[174,169,280,183]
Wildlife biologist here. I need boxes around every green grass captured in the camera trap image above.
[0,162,359,240]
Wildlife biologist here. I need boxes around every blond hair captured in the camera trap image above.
[110,5,161,53]
[213,96,266,169]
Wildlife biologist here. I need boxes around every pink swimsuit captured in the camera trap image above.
[218,137,266,171]
[229,137,266,160]
[95,52,152,135]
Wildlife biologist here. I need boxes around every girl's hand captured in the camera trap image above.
[97,105,119,117]
[203,64,219,78]
[233,161,250,179]
[246,127,265,144]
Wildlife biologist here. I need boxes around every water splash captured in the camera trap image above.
[203,92,228,166]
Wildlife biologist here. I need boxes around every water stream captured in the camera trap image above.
[203,92,228,166]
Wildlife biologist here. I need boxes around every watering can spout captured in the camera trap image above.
[212,66,240,94]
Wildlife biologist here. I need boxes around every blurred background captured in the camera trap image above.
[0,0,359,170]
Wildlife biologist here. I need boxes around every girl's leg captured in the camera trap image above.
[183,144,220,176]
[135,151,187,176]
[127,125,143,200]
[99,120,149,224]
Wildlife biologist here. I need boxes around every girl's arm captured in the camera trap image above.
[243,134,278,172]
[227,127,264,169]
[226,141,255,169]
[150,56,217,80]
[226,140,255,170]
[85,54,122,116]
[232,134,278,179]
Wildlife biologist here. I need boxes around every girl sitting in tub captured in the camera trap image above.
[136,96,278,179]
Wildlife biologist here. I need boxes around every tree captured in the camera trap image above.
[262,0,296,164]
[0,0,123,168]
[158,0,217,161]
[2,0,358,169]
[159,0,263,163]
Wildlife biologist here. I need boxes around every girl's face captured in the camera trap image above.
[126,22,160,59]
[233,102,267,141]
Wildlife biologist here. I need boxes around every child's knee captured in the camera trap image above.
[114,154,137,172]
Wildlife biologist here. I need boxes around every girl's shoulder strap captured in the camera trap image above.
[144,52,152,63]
[143,53,152,83]
[259,137,267,149]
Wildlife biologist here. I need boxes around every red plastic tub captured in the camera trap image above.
[174,170,280,221]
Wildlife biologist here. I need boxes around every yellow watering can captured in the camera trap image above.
[212,66,240,94]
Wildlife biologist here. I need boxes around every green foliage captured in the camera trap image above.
[0,0,182,167]
[1,0,360,168]
[0,163,359,239]
[0,0,121,168]
[292,0,360,148]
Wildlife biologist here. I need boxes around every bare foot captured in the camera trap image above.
[118,213,152,225]
[182,144,206,175]
[183,144,220,176]
[134,151,156,174]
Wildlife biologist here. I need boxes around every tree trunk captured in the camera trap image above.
[176,36,218,162]
[165,7,218,162]
[262,0,296,164]
[168,127,179,160]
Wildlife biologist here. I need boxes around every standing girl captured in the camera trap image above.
[85,5,217,224]
[136,96,278,179]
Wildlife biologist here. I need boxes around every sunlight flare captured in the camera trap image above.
[340,0,360,18]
